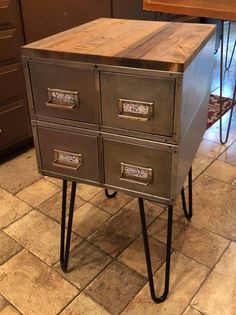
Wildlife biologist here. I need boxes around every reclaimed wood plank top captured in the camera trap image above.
[143,0,236,21]
[22,18,215,72]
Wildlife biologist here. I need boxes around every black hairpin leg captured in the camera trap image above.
[139,197,173,303]
[219,20,235,144]
[181,167,193,221]
[225,22,236,71]
[104,189,117,199]
[60,180,77,272]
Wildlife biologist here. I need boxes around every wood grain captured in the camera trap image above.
[143,0,236,21]
[22,18,215,72]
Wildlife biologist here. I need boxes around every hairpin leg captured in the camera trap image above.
[104,189,117,199]
[219,20,235,144]
[181,167,193,221]
[225,22,236,71]
[139,197,173,303]
[60,180,77,272]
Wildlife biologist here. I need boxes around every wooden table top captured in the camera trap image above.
[143,0,236,21]
[22,18,215,72]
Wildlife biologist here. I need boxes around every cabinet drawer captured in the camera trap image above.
[0,100,31,151]
[0,28,22,62]
[101,72,175,137]
[103,138,172,199]
[29,63,99,124]
[36,124,100,182]
[0,0,24,61]
[0,63,25,104]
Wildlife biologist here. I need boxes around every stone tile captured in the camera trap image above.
[148,213,229,268]
[122,252,209,315]
[60,292,111,315]
[76,183,102,201]
[205,160,236,184]
[0,149,41,194]
[73,203,111,238]
[54,241,112,289]
[16,179,60,207]
[118,235,166,277]
[218,140,236,166]
[175,175,236,241]
[0,305,21,315]
[4,210,81,266]
[197,139,226,159]
[0,232,22,265]
[38,190,85,223]
[0,295,8,311]
[88,199,163,257]
[192,153,214,180]
[90,191,133,215]
[192,242,236,315]
[204,122,236,145]
[183,306,203,315]
[0,250,78,315]
[44,176,63,187]
[85,260,146,315]
[0,188,31,229]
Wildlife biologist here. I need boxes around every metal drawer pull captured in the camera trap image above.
[120,162,153,186]
[53,149,82,170]
[46,88,79,109]
[118,98,154,121]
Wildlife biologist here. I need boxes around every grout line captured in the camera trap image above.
[0,176,42,196]
[188,241,232,311]
[0,290,24,315]
[55,291,81,315]
[204,173,236,187]
[1,208,34,231]
[89,193,134,216]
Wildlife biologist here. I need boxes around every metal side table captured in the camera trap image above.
[22,18,215,303]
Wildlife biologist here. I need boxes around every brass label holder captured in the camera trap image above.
[120,162,153,185]
[53,149,82,170]
[118,98,154,121]
[46,88,79,109]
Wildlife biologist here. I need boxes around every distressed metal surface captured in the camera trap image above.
[103,137,172,199]
[35,122,100,183]
[29,62,100,124]
[101,71,175,137]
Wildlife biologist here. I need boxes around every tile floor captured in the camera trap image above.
[0,23,236,315]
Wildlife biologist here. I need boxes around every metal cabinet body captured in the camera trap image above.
[22,18,215,204]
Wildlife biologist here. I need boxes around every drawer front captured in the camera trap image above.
[0,0,24,62]
[101,72,175,137]
[0,28,22,62]
[29,63,99,124]
[36,125,100,182]
[0,100,31,151]
[103,138,172,199]
[0,63,25,104]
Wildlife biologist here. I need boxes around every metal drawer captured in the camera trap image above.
[103,137,172,199]
[101,71,175,137]
[0,63,25,104]
[0,100,31,151]
[36,123,100,183]
[29,63,99,124]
